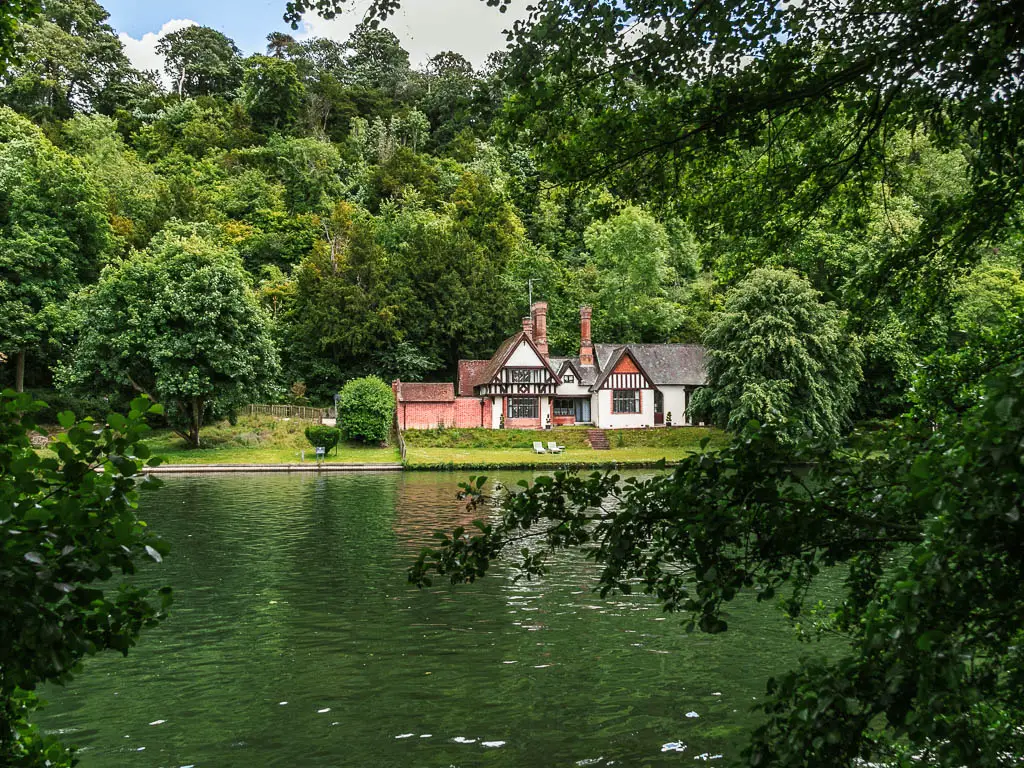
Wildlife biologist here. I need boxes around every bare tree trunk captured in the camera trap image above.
[15,350,25,393]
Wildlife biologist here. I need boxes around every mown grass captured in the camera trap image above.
[403,426,728,468]
[144,415,400,465]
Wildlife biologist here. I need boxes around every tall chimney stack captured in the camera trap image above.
[522,316,533,337]
[530,301,549,357]
[579,306,594,366]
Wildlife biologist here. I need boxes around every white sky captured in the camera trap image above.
[116,0,526,86]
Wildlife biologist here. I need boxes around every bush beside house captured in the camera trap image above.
[339,376,394,444]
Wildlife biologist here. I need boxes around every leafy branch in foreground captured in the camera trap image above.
[410,346,1024,766]
[0,392,171,767]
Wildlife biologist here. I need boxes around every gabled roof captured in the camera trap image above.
[594,343,707,386]
[550,357,583,380]
[396,382,455,402]
[591,347,660,391]
[457,359,489,396]
[475,331,561,388]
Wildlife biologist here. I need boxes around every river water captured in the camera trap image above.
[39,471,831,767]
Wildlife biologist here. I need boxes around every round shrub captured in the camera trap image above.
[339,376,393,444]
[304,424,341,455]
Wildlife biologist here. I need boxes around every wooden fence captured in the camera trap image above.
[244,404,328,422]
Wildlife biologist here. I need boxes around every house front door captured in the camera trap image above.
[574,398,591,423]
[654,390,664,425]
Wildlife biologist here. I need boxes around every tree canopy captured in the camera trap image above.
[692,268,863,444]
[59,226,279,446]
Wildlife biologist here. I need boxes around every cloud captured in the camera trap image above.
[119,19,198,86]
[298,0,526,69]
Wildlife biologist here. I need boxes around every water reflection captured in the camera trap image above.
[39,471,830,767]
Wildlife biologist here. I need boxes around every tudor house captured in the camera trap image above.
[392,303,708,430]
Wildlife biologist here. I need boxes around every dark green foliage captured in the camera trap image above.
[0,107,111,391]
[240,55,305,134]
[0,1,40,75]
[410,334,1024,766]
[338,375,393,444]
[0,391,170,766]
[21,387,116,422]
[692,269,863,445]
[303,423,341,454]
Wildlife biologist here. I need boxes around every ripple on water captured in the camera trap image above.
[35,472,833,768]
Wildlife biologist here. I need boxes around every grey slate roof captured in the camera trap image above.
[550,356,598,385]
[594,343,707,387]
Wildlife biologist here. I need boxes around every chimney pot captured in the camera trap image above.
[530,301,549,358]
[579,306,594,366]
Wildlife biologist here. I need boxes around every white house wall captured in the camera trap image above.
[595,389,655,429]
[491,396,504,428]
[506,341,545,367]
[660,386,687,426]
[554,379,591,397]
[540,396,551,426]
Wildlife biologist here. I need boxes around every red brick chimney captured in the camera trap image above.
[530,301,549,357]
[521,316,533,337]
[579,306,594,366]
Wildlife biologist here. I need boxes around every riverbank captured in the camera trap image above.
[37,415,727,470]
[402,426,727,469]
[142,415,401,465]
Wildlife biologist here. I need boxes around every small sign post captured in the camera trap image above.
[315,446,326,463]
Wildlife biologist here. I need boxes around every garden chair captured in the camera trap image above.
[547,441,564,454]
[532,441,547,454]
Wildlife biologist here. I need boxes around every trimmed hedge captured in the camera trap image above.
[339,376,393,444]
[304,424,342,455]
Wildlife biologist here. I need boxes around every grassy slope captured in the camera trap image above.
[146,416,400,465]
[403,426,728,468]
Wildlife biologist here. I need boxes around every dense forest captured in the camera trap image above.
[3,0,1024,766]
[2,0,1020,431]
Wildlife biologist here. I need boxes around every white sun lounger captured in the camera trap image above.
[547,442,564,454]
[532,441,547,454]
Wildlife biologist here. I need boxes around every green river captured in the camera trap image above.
[39,471,832,767]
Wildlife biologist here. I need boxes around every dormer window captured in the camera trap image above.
[564,373,575,383]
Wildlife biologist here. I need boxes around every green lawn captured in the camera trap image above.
[403,426,728,468]
[145,415,400,465]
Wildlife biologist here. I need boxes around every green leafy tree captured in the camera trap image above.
[693,268,862,444]
[338,375,393,443]
[952,260,1024,337]
[583,205,682,342]
[59,226,280,447]
[345,22,410,97]
[0,0,146,120]
[287,201,400,391]
[0,108,110,392]
[265,31,298,59]
[157,26,242,99]
[61,114,169,251]
[241,55,305,133]
[0,1,40,75]
[0,391,170,766]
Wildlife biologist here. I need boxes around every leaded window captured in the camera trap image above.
[553,399,575,416]
[508,397,538,419]
[510,369,532,383]
[612,390,640,414]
